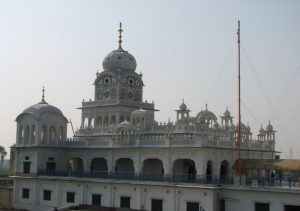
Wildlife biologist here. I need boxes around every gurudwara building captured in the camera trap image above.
[10,24,300,211]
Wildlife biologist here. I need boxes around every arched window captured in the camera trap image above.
[19,126,24,144]
[50,126,56,142]
[111,115,116,124]
[220,160,229,183]
[83,117,88,128]
[172,159,196,182]
[141,158,164,180]
[95,116,102,127]
[89,117,94,128]
[58,127,63,141]
[120,115,125,123]
[31,125,36,144]
[104,116,109,125]
[41,125,47,143]
[24,125,30,144]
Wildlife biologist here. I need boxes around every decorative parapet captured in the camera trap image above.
[60,131,275,152]
[81,100,155,110]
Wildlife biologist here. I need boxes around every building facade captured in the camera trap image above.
[10,24,300,211]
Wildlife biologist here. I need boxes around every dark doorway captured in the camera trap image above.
[206,160,212,183]
[46,162,56,174]
[23,162,30,174]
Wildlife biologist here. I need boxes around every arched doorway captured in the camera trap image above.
[206,160,213,183]
[142,158,164,181]
[172,159,196,182]
[67,157,84,176]
[115,158,135,179]
[220,160,229,183]
[90,158,108,178]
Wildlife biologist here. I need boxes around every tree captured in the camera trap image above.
[0,146,7,165]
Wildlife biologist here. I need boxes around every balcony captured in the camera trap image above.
[36,169,232,185]
[11,169,293,190]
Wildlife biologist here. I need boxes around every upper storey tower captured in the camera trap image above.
[79,23,155,130]
[94,23,143,104]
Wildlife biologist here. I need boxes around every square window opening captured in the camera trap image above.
[66,192,75,203]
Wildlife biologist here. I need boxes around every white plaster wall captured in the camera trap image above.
[220,188,300,211]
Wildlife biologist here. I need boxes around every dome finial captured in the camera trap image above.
[41,86,47,103]
[118,22,123,49]
[205,103,208,111]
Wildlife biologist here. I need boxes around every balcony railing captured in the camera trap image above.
[37,169,233,185]
[32,169,300,189]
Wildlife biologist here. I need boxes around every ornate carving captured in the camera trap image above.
[97,89,103,100]
[111,88,117,99]
[120,88,126,99]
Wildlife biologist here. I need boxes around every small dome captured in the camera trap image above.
[102,48,137,71]
[17,99,66,121]
[117,120,134,130]
[223,107,231,117]
[266,121,273,132]
[131,108,148,117]
[196,105,217,122]
[259,126,265,134]
[179,101,187,110]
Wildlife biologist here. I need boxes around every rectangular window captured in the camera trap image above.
[120,196,130,208]
[23,162,31,173]
[187,202,199,211]
[92,194,101,206]
[284,205,300,211]
[151,199,163,211]
[255,202,270,211]
[66,192,75,203]
[43,190,51,201]
[22,188,30,199]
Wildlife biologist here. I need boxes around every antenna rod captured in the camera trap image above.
[237,20,242,178]
[69,119,75,136]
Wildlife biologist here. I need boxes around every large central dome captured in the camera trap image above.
[102,47,137,71]
[102,23,137,71]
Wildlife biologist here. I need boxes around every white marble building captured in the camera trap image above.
[10,24,300,211]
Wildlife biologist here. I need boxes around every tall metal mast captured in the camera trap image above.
[237,20,242,177]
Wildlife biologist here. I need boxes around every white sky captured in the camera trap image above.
[0,0,299,158]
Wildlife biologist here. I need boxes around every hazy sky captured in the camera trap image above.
[0,0,299,158]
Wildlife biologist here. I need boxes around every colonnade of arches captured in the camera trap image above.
[66,157,231,181]
[82,114,131,128]
[18,124,65,145]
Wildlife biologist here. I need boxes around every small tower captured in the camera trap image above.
[257,125,266,141]
[176,100,190,121]
[220,107,233,129]
[265,120,276,141]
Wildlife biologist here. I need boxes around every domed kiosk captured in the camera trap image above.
[15,88,68,146]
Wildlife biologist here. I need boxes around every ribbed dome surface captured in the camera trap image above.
[196,109,217,122]
[20,100,64,120]
[131,108,148,117]
[102,48,137,71]
[223,108,231,117]
[117,120,134,130]
[179,102,187,110]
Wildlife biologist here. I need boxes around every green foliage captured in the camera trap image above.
[0,145,7,164]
